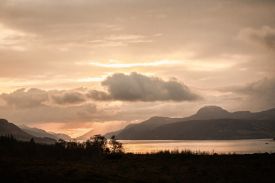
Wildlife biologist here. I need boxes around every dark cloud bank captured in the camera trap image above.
[92,72,200,102]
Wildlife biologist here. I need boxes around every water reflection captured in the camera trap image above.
[120,139,275,154]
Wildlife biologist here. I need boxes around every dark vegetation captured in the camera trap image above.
[1,136,275,183]
[0,135,124,158]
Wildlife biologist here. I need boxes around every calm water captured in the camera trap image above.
[119,139,275,154]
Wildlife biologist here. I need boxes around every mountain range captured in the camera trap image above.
[1,106,275,141]
[20,125,72,141]
[0,119,56,144]
[105,106,275,140]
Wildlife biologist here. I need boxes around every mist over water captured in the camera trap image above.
[120,139,275,154]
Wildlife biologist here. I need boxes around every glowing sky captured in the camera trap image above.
[0,0,275,137]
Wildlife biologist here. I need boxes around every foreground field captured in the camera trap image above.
[0,136,275,183]
[1,153,275,183]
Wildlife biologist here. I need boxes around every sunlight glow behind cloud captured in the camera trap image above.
[82,60,181,68]
[0,24,32,51]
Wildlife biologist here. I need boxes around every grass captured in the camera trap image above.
[0,136,274,183]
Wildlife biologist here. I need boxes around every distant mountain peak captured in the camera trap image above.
[193,106,230,119]
[0,118,9,123]
[197,106,228,113]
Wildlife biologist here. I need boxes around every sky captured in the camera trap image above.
[0,0,275,137]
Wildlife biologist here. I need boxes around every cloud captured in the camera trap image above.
[0,23,34,51]
[236,77,275,98]
[0,103,98,124]
[0,88,89,107]
[63,73,200,102]
[239,26,275,50]
[0,88,99,124]
[224,77,275,109]
[87,60,179,68]
[1,88,48,108]
[51,91,86,105]
[0,73,200,107]
[99,72,200,102]
[86,90,112,101]
[89,34,153,48]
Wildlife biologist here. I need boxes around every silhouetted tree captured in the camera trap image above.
[30,138,35,144]
[109,135,124,154]
[86,135,109,154]
[56,139,66,148]
[0,134,125,159]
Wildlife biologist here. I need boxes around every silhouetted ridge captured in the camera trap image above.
[145,119,275,140]
[108,106,275,140]
[197,106,228,113]
[20,125,72,141]
[191,106,231,120]
[0,119,33,140]
[0,119,56,144]
[113,116,182,140]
